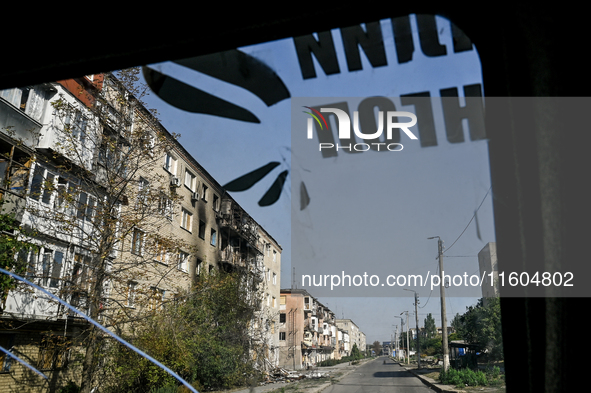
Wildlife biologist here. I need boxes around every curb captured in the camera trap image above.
[398,363,462,393]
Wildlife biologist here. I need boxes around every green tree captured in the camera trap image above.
[104,269,265,392]
[421,337,442,356]
[456,298,503,360]
[372,340,382,356]
[351,343,362,360]
[424,313,437,339]
[451,313,462,334]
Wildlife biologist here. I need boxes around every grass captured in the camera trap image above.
[437,366,505,390]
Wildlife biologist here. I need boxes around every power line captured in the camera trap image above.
[444,186,492,254]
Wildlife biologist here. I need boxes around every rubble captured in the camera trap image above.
[258,366,331,385]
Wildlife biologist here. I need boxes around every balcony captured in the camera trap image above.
[218,198,263,254]
[304,318,318,332]
[303,298,316,314]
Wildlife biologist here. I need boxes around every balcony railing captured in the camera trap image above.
[218,198,263,253]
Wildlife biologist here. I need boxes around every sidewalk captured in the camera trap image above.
[229,358,374,393]
[397,362,463,393]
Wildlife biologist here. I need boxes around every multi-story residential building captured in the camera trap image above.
[0,73,282,391]
[256,229,282,367]
[336,319,365,356]
[278,289,347,369]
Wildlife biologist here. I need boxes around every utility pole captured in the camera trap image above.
[401,312,410,365]
[404,289,421,368]
[395,324,399,361]
[429,236,449,372]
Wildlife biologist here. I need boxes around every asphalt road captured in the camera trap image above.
[322,357,433,393]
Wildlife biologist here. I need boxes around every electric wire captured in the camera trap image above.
[444,186,492,254]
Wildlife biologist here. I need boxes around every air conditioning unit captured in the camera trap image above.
[170,177,181,187]
[191,192,200,202]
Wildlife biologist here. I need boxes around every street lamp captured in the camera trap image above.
[404,289,421,369]
[428,236,449,372]
[400,311,410,365]
[395,316,404,362]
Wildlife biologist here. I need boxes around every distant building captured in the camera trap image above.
[336,319,365,355]
[278,289,338,369]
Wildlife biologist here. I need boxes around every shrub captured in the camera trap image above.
[439,368,488,387]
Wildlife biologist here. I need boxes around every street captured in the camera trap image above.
[322,357,433,393]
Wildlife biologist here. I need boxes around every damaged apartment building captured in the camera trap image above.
[278,289,365,370]
[0,73,281,391]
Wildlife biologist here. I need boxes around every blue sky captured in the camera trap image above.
[141,14,495,343]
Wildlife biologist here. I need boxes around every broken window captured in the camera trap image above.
[198,220,205,239]
[196,258,203,276]
[213,194,219,211]
[201,184,208,201]
[178,251,189,273]
[210,228,217,246]
[0,334,14,372]
[181,209,193,231]
[29,165,57,204]
[40,249,64,289]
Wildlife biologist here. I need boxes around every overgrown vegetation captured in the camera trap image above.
[439,366,504,388]
[102,270,267,392]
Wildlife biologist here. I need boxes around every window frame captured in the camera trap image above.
[184,169,196,191]
[29,164,58,206]
[180,208,193,232]
[210,228,217,246]
[201,183,208,202]
[155,241,170,265]
[178,251,189,273]
[198,220,205,239]
[131,228,144,256]
[158,194,174,220]
[126,281,137,308]
[164,152,177,175]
